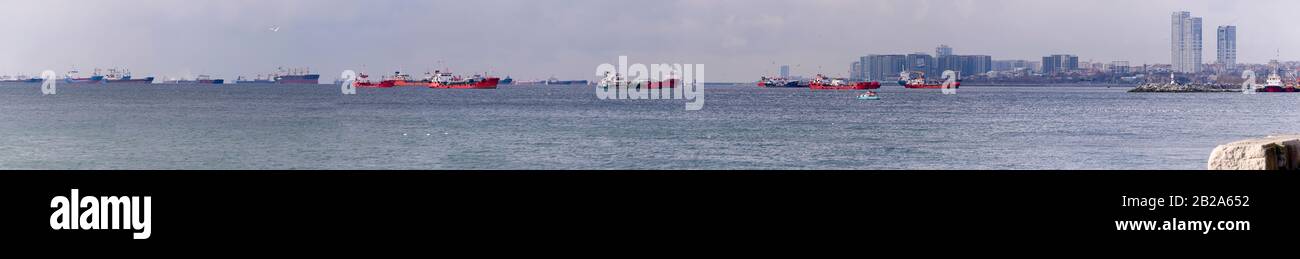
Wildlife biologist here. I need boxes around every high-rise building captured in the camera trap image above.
[936,44,953,57]
[906,53,936,76]
[1171,11,1203,73]
[1217,25,1237,70]
[938,55,992,77]
[779,65,791,78]
[1042,54,1079,75]
[862,55,907,81]
[959,55,992,76]
[849,62,861,81]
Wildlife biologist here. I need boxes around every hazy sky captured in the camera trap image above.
[0,0,1293,82]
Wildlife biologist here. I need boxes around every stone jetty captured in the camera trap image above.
[1129,83,1240,93]
[1207,135,1300,170]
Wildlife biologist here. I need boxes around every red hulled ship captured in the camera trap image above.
[808,74,880,90]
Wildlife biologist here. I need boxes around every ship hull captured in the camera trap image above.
[429,78,500,89]
[392,80,429,87]
[104,77,155,84]
[64,76,106,84]
[275,74,320,84]
[169,79,224,85]
[1258,86,1300,92]
[758,81,804,88]
[810,81,880,90]
[355,81,395,88]
[644,79,677,89]
[546,80,588,85]
[902,82,960,89]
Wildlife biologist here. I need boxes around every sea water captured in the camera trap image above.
[0,83,1296,170]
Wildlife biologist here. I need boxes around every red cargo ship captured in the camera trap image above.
[808,74,880,90]
[353,73,394,88]
[426,72,499,89]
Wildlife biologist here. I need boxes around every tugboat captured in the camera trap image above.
[756,76,803,88]
[1258,71,1300,92]
[808,74,880,90]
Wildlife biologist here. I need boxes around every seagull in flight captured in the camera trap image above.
[268,26,280,32]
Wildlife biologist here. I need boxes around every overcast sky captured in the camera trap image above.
[0,0,1293,82]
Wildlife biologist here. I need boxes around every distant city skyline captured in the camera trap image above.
[1,0,1295,82]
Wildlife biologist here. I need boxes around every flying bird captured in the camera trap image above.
[268,26,280,32]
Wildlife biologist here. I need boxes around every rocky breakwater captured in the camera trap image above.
[1208,135,1300,170]
[1129,83,1240,93]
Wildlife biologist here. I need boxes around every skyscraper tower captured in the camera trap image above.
[936,44,953,56]
[1171,11,1203,73]
[1217,25,1237,70]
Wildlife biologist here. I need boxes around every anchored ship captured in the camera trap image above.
[808,74,879,90]
[0,75,42,83]
[898,71,960,89]
[165,75,224,85]
[757,77,803,88]
[235,74,275,84]
[595,72,678,89]
[353,73,394,88]
[545,77,589,85]
[427,71,499,89]
[101,68,154,84]
[63,69,106,84]
[274,67,320,84]
[237,68,320,84]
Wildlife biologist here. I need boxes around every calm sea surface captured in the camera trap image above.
[1,83,1296,170]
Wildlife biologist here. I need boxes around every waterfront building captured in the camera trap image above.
[1109,61,1131,74]
[1042,54,1079,75]
[1171,11,1203,73]
[780,65,791,78]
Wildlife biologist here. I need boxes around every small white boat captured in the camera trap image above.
[857,92,880,100]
